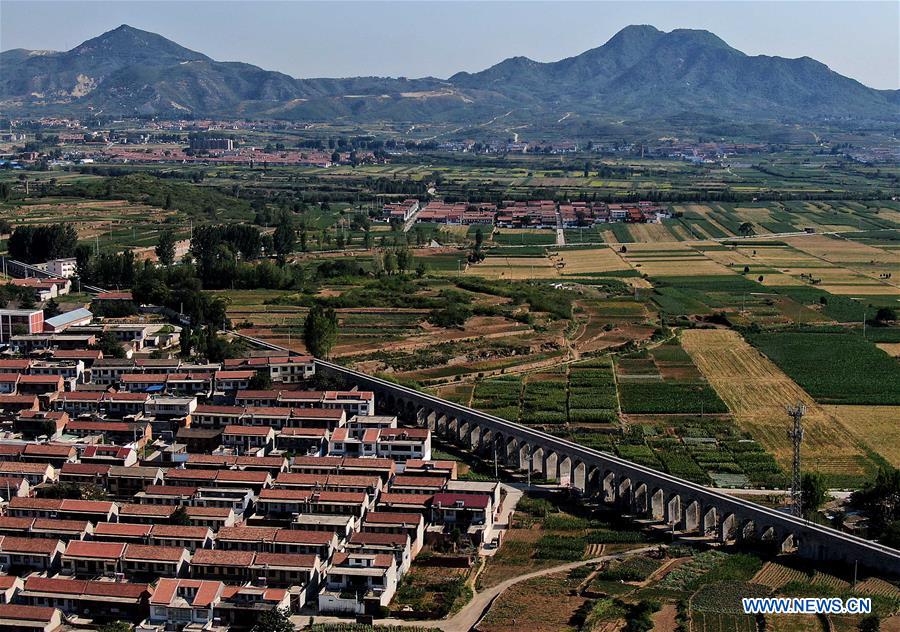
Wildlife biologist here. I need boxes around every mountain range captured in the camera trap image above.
[2,24,897,126]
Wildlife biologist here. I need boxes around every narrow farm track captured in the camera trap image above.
[295,546,656,632]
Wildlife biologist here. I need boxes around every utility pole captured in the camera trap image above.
[787,401,806,518]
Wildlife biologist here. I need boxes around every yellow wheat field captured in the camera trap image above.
[681,329,873,477]
[624,223,680,243]
[823,405,900,468]
[876,343,900,357]
[466,256,558,279]
[784,234,898,265]
[625,256,734,277]
[556,247,632,275]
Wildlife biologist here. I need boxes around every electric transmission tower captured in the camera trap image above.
[786,402,806,517]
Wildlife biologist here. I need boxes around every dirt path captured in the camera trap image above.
[651,603,679,631]
[295,546,656,632]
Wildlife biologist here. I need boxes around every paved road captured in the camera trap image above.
[296,546,656,632]
[555,210,565,246]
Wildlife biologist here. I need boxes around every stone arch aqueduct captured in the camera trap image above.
[234,334,900,575]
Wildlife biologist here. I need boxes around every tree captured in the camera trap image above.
[19,293,35,309]
[273,212,296,261]
[99,622,132,632]
[251,607,293,632]
[171,505,191,526]
[801,472,828,517]
[303,303,338,359]
[44,298,61,318]
[8,223,78,263]
[40,481,107,500]
[74,244,94,282]
[383,251,397,275]
[859,615,881,632]
[155,230,177,266]
[874,307,897,324]
[739,222,755,237]
[851,466,900,537]
[880,520,900,549]
[248,371,273,390]
[396,247,412,274]
[92,330,126,359]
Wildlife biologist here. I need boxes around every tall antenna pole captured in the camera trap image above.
[787,401,806,517]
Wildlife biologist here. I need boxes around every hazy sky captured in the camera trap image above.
[2,1,898,89]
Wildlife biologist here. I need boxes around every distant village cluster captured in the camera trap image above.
[383,198,671,228]
[0,115,812,172]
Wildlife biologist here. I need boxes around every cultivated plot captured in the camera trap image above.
[681,329,877,485]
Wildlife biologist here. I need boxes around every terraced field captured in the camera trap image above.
[751,562,811,590]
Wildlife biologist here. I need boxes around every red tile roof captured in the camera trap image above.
[149,524,210,539]
[331,552,393,568]
[23,444,75,458]
[217,526,278,542]
[259,488,312,501]
[432,492,490,509]
[272,529,333,545]
[119,503,176,517]
[59,499,114,514]
[0,536,61,554]
[0,461,51,475]
[254,552,318,569]
[221,585,287,602]
[151,578,221,607]
[60,463,110,476]
[186,506,232,518]
[166,468,217,481]
[0,517,35,530]
[191,548,255,567]
[63,540,125,559]
[216,470,270,483]
[349,531,408,547]
[364,512,422,526]
[31,518,90,533]
[23,576,149,599]
[143,484,197,496]
[378,493,432,507]
[93,522,151,538]
[223,424,273,436]
[124,543,186,562]
[0,604,58,622]
[392,475,446,488]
